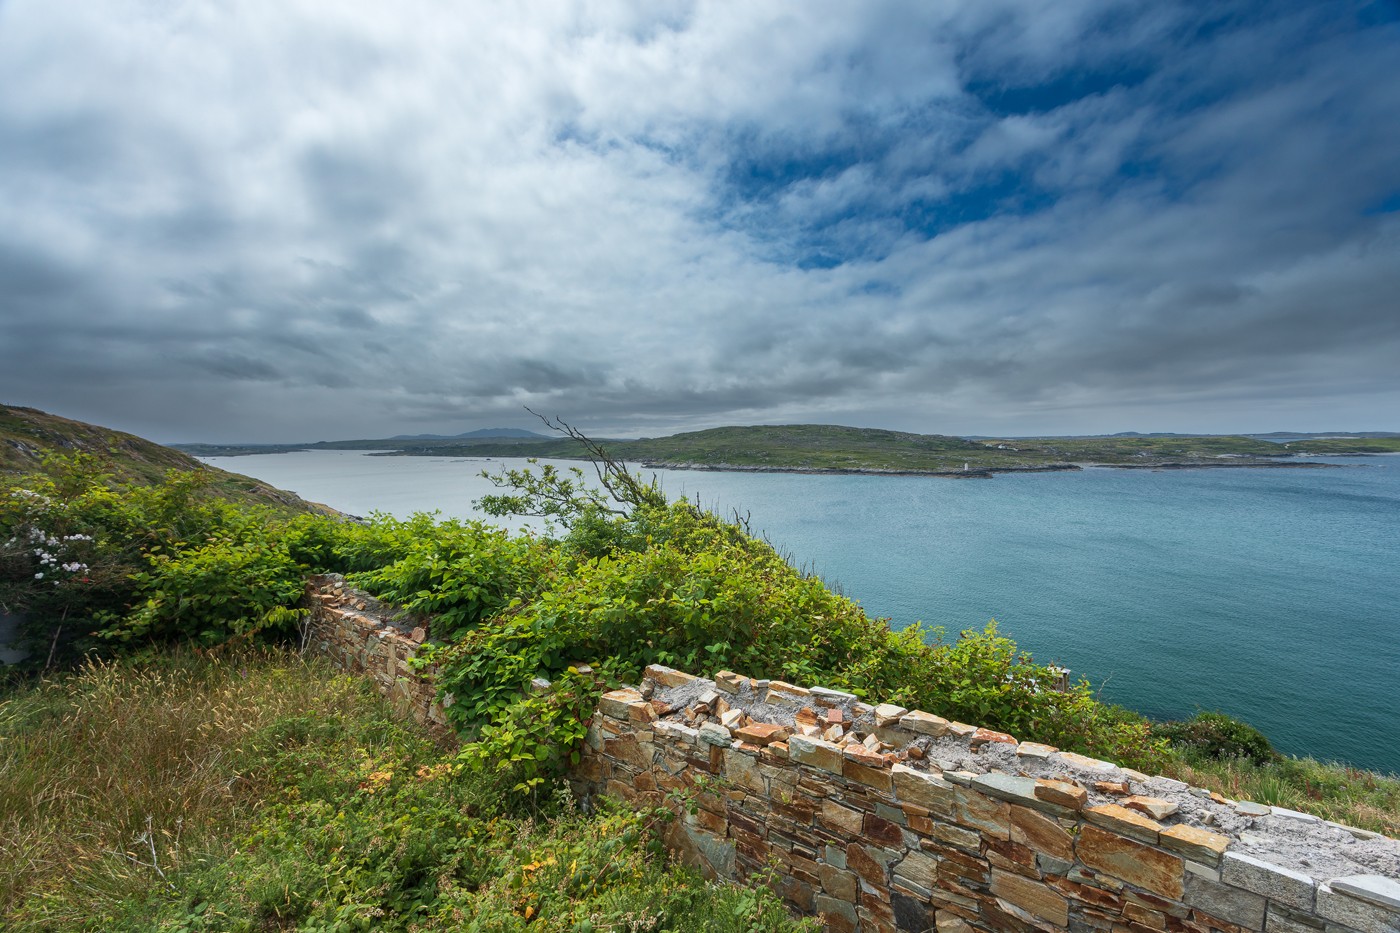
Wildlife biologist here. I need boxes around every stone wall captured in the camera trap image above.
[303,574,451,732]
[573,667,1400,933]
[302,576,1400,933]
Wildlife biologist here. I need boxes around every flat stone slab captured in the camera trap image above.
[1330,876,1400,912]
[1222,851,1317,912]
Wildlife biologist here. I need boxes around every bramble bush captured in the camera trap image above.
[1,456,314,661]
[1152,710,1279,765]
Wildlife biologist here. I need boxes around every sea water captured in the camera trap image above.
[204,450,1400,774]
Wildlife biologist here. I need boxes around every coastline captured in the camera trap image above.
[628,458,1342,479]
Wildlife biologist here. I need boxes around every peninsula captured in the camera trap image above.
[174,424,1400,478]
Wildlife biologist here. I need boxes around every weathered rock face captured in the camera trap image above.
[302,578,1400,933]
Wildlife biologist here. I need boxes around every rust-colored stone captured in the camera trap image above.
[1076,824,1184,899]
[863,812,905,848]
[971,726,1018,748]
[985,837,1038,874]
[1158,824,1230,865]
[892,848,939,889]
[892,763,956,814]
[843,753,894,792]
[1010,803,1075,862]
[1084,803,1164,844]
[733,722,789,746]
[1035,777,1089,810]
[602,734,650,770]
[1045,875,1125,911]
[1124,796,1179,820]
[693,807,727,835]
[991,867,1071,927]
[820,799,865,836]
[951,783,1013,840]
[819,863,858,900]
[846,842,891,889]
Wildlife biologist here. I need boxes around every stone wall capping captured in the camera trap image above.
[1159,824,1230,866]
[1329,876,1400,913]
[1270,806,1324,824]
[811,685,859,704]
[1055,751,1119,773]
[765,680,812,706]
[1317,883,1400,933]
[1123,796,1179,821]
[1034,777,1089,811]
[1222,851,1319,912]
[899,710,951,737]
[1236,800,1273,817]
[644,664,698,688]
[1017,741,1058,759]
[1084,803,1165,844]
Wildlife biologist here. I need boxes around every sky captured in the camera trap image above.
[2,1,1398,444]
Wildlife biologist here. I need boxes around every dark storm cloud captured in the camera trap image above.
[0,0,1397,442]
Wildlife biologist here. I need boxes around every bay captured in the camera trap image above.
[203,449,1400,775]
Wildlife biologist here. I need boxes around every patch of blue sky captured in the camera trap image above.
[965,64,1153,118]
[1363,191,1400,215]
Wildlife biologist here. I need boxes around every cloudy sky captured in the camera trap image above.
[2,1,1398,443]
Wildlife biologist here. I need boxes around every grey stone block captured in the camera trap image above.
[1187,869,1268,930]
[1267,903,1326,933]
[1332,877,1400,913]
[1319,883,1400,933]
[1222,851,1318,912]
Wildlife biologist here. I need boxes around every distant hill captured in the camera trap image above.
[389,428,550,440]
[0,404,331,513]
[173,422,1400,476]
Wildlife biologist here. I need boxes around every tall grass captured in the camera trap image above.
[0,648,374,926]
[0,649,814,932]
[1164,754,1400,837]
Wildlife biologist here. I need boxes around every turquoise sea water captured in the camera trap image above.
[205,451,1400,774]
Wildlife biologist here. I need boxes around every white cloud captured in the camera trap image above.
[0,1,1397,441]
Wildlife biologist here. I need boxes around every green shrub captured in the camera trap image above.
[348,517,554,642]
[2,455,320,659]
[1153,710,1279,765]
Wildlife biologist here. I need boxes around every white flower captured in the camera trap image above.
[34,572,43,579]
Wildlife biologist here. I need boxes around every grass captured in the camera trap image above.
[0,649,815,933]
[1164,754,1400,837]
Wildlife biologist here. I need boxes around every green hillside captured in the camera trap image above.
[0,404,329,513]
[174,422,1382,475]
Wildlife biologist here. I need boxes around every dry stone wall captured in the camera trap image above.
[302,576,1400,933]
[303,574,450,732]
[573,667,1400,933]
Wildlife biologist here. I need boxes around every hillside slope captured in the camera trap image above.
[0,404,330,513]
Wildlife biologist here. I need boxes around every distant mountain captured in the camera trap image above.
[389,428,551,440]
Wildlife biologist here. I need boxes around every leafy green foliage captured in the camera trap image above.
[346,516,553,641]
[1153,710,1279,765]
[421,457,1169,778]
[1,455,326,661]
